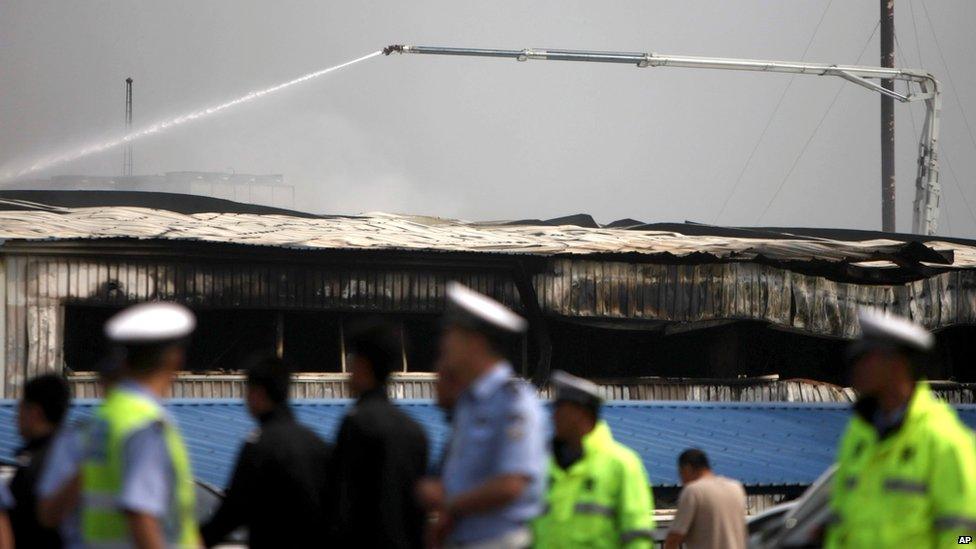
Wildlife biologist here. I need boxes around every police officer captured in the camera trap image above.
[80,302,200,548]
[202,356,333,548]
[329,321,429,548]
[37,352,123,549]
[826,309,976,548]
[9,373,70,548]
[533,371,655,548]
[429,282,546,548]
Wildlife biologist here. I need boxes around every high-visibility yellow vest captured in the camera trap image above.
[81,387,199,548]
[532,421,656,548]
[826,382,976,548]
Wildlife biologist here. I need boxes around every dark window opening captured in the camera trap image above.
[64,306,444,374]
[403,315,440,372]
[62,304,976,382]
[282,312,342,372]
[64,306,116,374]
[548,320,851,383]
[934,325,976,382]
[188,310,276,371]
[548,320,661,379]
[64,306,277,372]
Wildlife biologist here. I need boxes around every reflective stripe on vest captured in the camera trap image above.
[574,502,615,517]
[934,516,976,531]
[620,529,655,543]
[882,478,928,495]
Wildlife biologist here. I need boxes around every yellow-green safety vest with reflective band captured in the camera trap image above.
[826,382,976,549]
[81,387,199,548]
[532,421,655,548]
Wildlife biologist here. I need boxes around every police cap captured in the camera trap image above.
[105,302,196,345]
[847,308,934,363]
[443,282,528,334]
[551,370,603,414]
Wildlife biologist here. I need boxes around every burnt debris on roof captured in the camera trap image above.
[0,190,321,218]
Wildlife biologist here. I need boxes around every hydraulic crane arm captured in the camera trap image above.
[384,44,942,235]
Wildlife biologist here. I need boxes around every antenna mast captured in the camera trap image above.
[123,77,133,177]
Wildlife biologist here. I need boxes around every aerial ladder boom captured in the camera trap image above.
[384,44,941,235]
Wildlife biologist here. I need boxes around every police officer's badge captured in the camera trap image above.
[507,413,526,440]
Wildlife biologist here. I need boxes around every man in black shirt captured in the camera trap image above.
[10,374,70,549]
[201,357,333,548]
[330,321,429,548]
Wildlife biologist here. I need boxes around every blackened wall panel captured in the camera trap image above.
[535,259,976,337]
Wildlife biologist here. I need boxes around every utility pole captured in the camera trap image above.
[881,1,896,232]
[123,77,133,177]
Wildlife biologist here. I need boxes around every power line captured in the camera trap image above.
[907,0,925,70]
[755,20,880,224]
[920,0,976,156]
[940,147,976,235]
[712,0,835,224]
[943,174,953,236]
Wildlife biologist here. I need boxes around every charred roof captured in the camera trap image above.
[0,190,973,285]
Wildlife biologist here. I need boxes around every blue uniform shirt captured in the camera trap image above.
[0,480,13,511]
[442,362,547,544]
[115,381,175,520]
[37,425,84,549]
[82,381,176,530]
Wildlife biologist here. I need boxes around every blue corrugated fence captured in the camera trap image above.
[1,400,973,489]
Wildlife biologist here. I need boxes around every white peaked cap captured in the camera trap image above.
[857,308,934,352]
[551,370,603,405]
[105,302,196,344]
[445,281,528,333]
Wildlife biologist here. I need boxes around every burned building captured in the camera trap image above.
[0,190,974,400]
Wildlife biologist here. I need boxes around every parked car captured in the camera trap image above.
[748,465,836,548]
[194,481,247,547]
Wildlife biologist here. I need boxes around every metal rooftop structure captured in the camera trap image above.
[384,44,942,235]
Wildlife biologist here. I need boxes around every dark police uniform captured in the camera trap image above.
[201,406,333,548]
[330,388,429,549]
[10,433,62,548]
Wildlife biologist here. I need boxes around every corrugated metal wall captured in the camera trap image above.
[69,373,438,399]
[580,378,858,402]
[70,373,858,401]
[654,494,791,521]
[4,250,976,398]
[1,253,519,396]
[62,372,976,404]
[536,259,976,338]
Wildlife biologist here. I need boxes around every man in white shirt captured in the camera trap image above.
[665,449,747,549]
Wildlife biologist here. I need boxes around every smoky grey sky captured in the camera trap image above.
[2,1,975,236]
